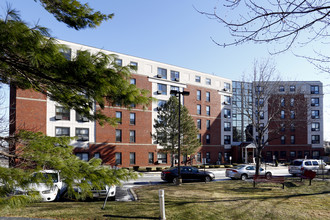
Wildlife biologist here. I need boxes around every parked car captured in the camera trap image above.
[15,170,64,202]
[225,164,272,180]
[288,159,330,176]
[91,184,116,200]
[161,166,215,184]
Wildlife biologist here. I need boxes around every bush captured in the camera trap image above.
[224,165,233,168]
[219,165,225,168]
[156,167,162,171]
[133,166,139,171]
[146,167,152,172]
[209,165,214,168]
[214,165,220,168]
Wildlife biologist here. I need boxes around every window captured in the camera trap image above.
[311,110,320,119]
[298,151,303,158]
[290,123,295,132]
[224,109,231,118]
[255,86,263,93]
[311,98,319,106]
[290,110,295,119]
[218,152,222,162]
[197,105,201,115]
[55,127,70,137]
[157,83,167,95]
[312,151,320,159]
[195,75,201,83]
[311,122,320,131]
[197,133,202,143]
[197,90,201,101]
[76,112,89,122]
[224,135,231,144]
[157,100,166,108]
[206,134,211,144]
[206,120,210,130]
[312,135,320,144]
[311,85,319,94]
[115,58,122,66]
[148,152,154,164]
[196,152,201,163]
[281,136,285,144]
[290,85,296,92]
[170,70,180,81]
[256,111,264,119]
[280,123,285,132]
[206,92,210,102]
[291,135,295,144]
[55,106,70,120]
[206,106,210,116]
[255,98,264,106]
[130,113,136,125]
[130,152,136,164]
[170,86,179,94]
[130,130,136,143]
[290,151,296,157]
[224,122,231,131]
[157,153,167,164]
[281,98,285,107]
[157,67,167,79]
[279,85,285,92]
[206,152,211,163]
[280,151,286,158]
[94,153,100,159]
[206,78,211,85]
[290,98,294,107]
[115,152,121,165]
[130,78,136,85]
[280,110,285,119]
[116,111,122,124]
[197,119,201,129]
[130,61,138,68]
[224,82,231,92]
[76,128,89,141]
[224,96,231,105]
[76,153,88,161]
[59,47,72,60]
[116,129,122,142]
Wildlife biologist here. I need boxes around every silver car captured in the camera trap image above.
[225,165,272,180]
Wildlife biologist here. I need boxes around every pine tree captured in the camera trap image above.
[153,96,201,167]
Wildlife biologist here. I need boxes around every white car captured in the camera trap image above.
[288,159,330,176]
[91,184,116,200]
[15,170,64,202]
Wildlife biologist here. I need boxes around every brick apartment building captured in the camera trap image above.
[9,39,325,167]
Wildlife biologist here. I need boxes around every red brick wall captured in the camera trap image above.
[10,86,47,134]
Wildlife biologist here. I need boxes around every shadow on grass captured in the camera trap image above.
[165,190,330,206]
[103,214,158,219]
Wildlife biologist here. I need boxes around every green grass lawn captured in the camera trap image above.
[1,179,329,220]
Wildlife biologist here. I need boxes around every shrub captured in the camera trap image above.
[156,167,162,171]
[146,167,152,172]
[133,166,139,171]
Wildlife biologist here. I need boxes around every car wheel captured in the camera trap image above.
[172,178,179,185]
[230,177,236,180]
[241,174,248,181]
[204,176,211,182]
[55,188,60,201]
[266,172,272,179]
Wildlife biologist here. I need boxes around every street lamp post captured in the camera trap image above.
[170,90,190,185]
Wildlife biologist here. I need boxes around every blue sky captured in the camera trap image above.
[3,0,330,140]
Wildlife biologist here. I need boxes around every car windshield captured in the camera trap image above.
[33,173,59,183]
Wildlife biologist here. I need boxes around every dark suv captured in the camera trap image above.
[161,166,215,183]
